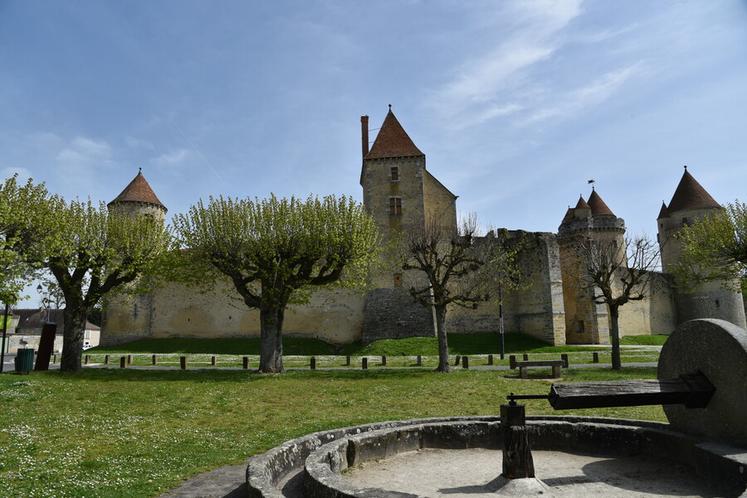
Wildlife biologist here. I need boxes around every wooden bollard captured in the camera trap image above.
[362,357,368,370]
[84,355,89,365]
[345,355,351,366]
[462,356,469,369]
[381,355,387,367]
[211,355,216,366]
[523,353,529,361]
[180,356,186,370]
[509,355,517,369]
[487,354,494,366]
[454,355,461,366]
[152,354,157,365]
[242,356,249,370]
[127,354,132,365]
[310,357,316,370]
[52,354,56,364]
[104,354,109,365]
[416,355,422,366]
[119,356,126,368]
[592,352,599,363]
[560,353,569,368]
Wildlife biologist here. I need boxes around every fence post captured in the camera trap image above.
[454,355,461,366]
[152,354,157,365]
[509,355,517,369]
[462,356,469,369]
[127,354,132,365]
[345,355,351,366]
[119,356,126,368]
[180,356,186,370]
[487,354,494,366]
[522,353,529,361]
[84,355,89,365]
[104,354,109,365]
[381,355,387,367]
[242,356,249,370]
[362,357,368,370]
[560,353,569,368]
[592,352,599,364]
[211,355,216,366]
[416,355,422,366]
[310,357,316,370]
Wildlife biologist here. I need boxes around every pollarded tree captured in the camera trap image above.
[674,201,747,291]
[2,178,171,372]
[173,195,378,373]
[402,215,488,373]
[578,236,659,370]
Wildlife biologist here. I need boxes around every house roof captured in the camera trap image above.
[657,201,670,220]
[667,168,720,213]
[13,308,100,333]
[574,195,590,209]
[108,170,166,210]
[587,189,615,216]
[365,109,424,160]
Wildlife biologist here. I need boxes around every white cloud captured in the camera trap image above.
[427,0,584,129]
[520,63,644,125]
[57,136,111,165]
[154,148,192,166]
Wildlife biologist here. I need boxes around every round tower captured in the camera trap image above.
[101,169,167,347]
[107,168,167,222]
[558,188,625,344]
[657,167,746,328]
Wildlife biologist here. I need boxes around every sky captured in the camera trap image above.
[2,0,747,303]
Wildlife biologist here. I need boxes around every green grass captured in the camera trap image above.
[91,332,610,356]
[0,367,663,497]
[620,334,670,346]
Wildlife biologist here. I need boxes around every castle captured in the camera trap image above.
[101,109,747,346]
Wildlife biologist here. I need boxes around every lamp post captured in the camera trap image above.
[0,301,10,373]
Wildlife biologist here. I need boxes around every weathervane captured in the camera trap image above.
[587,178,596,190]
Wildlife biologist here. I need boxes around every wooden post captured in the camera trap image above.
[104,354,109,365]
[509,355,517,369]
[592,352,599,363]
[500,402,535,479]
[119,356,126,368]
[84,355,89,365]
[362,357,368,370]
[310,357,316,370]
[178,356,186,370]
[523,353,529,361]
[552,364,561,378]
[381,355,387,367]
[127,354,132,365]
[416,355,422,366]
[454,355,461,366]
[520,366,528,379]
[211,355,216,366]
[345,355,351,366]
[242,356,249,370]
[52,354,56,364]
[462,356,469,369]
[487,354,494,366]
[152,354,157,365]
[560,353,569,368]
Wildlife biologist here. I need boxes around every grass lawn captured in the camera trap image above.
[0,368,663,497]
[90,332,613,356]
[620,334,670,346]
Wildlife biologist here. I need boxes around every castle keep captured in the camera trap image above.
[102,110,746,346]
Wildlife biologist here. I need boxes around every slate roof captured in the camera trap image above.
[365,109,424,160]
[667,169,720,213]
[657,201,670,219]
[108,170,166,210]
[587,189,615,216]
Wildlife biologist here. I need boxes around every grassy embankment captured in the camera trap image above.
[0,367,663,497]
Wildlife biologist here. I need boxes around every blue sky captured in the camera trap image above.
[2,1,747,247]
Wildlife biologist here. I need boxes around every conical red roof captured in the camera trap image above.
[109,170,166,210]
[657,201,669,219]
[365,109,424,160]
[574,195,590,209]
[667,169,720,212]
[587,189,615,216]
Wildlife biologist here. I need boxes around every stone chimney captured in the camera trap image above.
[361,115,369,159]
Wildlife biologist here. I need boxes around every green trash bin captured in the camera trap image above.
[14,348,34,374]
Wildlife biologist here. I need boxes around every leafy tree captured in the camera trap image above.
[674,201,747,290]
[577,236,659,370]
[173,195,378,373]
[0,175,48,304]
[402,215,488,372]
[2,178,171,372]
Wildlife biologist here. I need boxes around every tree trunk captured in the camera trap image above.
[608,305,622,370]
[60,303,87,372]
[435,305,450,372]
[259,303,285,373]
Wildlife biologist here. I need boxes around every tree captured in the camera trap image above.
[2,178,171,372]
[577,236,659,370]
[173,194,378,373]
[674,201,747,291]
[402,215,488,372]
[0,175,48,304]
